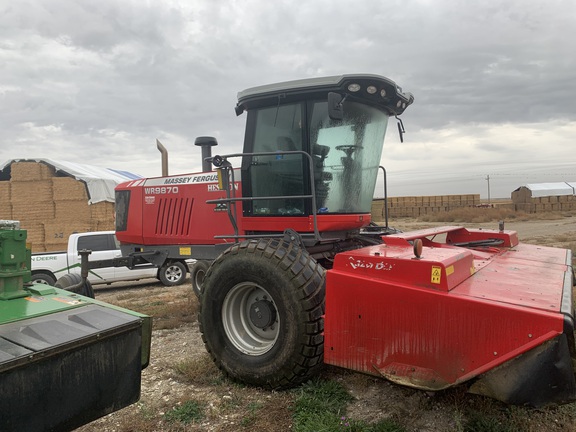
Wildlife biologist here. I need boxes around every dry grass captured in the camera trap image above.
[418,207,576,224]
[174,353,222,385]
[107,286,199,330]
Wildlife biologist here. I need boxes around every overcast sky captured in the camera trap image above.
[1,0,574,199]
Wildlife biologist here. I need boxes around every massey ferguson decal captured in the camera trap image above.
[144,173,219,186]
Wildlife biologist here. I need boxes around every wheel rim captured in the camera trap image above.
[194,268,206,290]
[222,282,280,356]
[165,265,183,282]
[33,278,50,285]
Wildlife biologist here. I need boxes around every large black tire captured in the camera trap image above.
[191,260,210,298]
[55,273,95,298]
[31,272,56,286]
[158,260,187,286]
[199,238,325,389]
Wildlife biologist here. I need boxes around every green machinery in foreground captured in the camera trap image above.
[0,220,152,432]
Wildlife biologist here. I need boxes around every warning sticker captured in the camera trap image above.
[52,297,83,306]
[431,266,442,284]
[25,296,44,303]
[180,247,192,255]
[446,265,454,276]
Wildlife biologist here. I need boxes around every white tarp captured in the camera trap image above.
[0,159,142,204]
[524,182,575,198]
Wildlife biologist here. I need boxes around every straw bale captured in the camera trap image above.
[90,201,115,220]
[91,220,116,231]
[0,181,10,202]
[52,177,89,201]
[515,203,534,213]
[10,180,53,203]
[44,221,92,245]
[40,163,56,179]
[10,162,52,181]
[496,203,516,211]
[55,200,91,221]
[12,201,55,221]
[18,221,45,251]
[45,242,68,253]
[0,203,12,220]
[31,244,47,253]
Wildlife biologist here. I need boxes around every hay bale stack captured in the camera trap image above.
[0,181,11,219]
[374,194,481,219]
[10,161,55,181]
[52,177,89,201]
[2,161,117,252]
[44,221,92,252]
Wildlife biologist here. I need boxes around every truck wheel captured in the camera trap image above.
[158,261,187,286]
[55,273,95,298]
[191,260,210,297]
[31,272,56,286]
[199,238,325,389]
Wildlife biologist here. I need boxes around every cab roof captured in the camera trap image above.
[236,74,414,116]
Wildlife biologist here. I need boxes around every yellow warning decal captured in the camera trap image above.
[446,265,454,276]
[431,266,442,284]
[25,296,43,303]
[179,247,192,255]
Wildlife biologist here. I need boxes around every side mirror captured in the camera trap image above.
[328,92,344,120]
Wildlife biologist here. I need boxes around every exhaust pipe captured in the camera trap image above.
[157,139,168,176]
[194,136,218,172]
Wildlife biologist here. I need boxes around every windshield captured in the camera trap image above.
[310,101,389,213]
[243,100,389,216]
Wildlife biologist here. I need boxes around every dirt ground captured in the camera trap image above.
[76,216,576,431]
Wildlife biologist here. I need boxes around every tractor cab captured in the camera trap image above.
[221,75,414,239]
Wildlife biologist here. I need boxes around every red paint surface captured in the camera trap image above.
[324,229,570,389]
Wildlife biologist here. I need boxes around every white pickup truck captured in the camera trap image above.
[31,231,189,287]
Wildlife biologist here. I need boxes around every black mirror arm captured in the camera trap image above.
[395,115,406,143]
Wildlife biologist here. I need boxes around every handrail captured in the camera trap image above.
[205,150,321,242]
[379,165,389,229]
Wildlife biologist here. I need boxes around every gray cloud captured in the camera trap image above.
[1,0,574,197]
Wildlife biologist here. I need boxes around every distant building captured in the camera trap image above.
[511,182,576,213]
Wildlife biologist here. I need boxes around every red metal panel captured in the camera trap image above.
[324,242,568,390]
[451,244,569,313]
[241,213,371,233]
[334,243,475,292]
[116,173,243,245]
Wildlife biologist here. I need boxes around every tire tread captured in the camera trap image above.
[199,238,325,389]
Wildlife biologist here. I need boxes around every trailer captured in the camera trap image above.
[114,74,575,407]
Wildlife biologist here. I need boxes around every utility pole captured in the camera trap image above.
[485,175,491,205]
